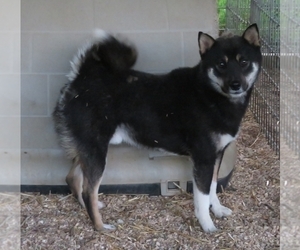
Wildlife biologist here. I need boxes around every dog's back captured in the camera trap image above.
[53,25,262,232]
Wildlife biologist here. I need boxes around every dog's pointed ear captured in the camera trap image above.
[242,24,260,46]
[198,32,215,56]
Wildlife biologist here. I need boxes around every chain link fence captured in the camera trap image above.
[225,0,280,156]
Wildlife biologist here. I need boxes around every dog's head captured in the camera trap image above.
[198,24,262,100]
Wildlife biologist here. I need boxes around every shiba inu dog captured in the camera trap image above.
[53,24,261,232]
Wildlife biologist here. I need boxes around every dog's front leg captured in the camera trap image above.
[209,154,232,218]
[193,179,217,232]
[192,155,218,233]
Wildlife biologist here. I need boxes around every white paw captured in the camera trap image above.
[103,224,116,231]
[199,217,218,233]
[193,183,218,233]
[195,207,218,233]
[97,201,106,210]
[211,204,232,218]
[204,225,218,233]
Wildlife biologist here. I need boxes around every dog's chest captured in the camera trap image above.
[214,133,237,152]
[109,125,137,146]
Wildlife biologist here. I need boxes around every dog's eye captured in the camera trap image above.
[217,61,226,69]
[240,60,249,68]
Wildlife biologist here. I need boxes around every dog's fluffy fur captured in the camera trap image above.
[53,24,262,232]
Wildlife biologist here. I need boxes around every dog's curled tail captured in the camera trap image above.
[67,30,137,81]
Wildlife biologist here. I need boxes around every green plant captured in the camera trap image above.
[218,0,227,30]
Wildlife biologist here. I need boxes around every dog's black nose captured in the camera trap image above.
[230,81,241,91]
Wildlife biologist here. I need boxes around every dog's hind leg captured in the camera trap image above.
[66,158,105,210]
[209,153,232,218]
[66,159,85,208]
[80,146,116,231]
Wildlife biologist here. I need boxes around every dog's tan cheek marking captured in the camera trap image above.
[224,56,228,63]
[236,54,241,62]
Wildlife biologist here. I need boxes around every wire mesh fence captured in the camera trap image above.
[225,0,280,156]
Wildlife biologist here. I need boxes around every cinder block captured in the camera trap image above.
[0,150,20,185]
[21,149,70,185]
[21,0,94,32]
[127,32,183,72]
[48,75,69,115]
[21,74,48,116]
[21,33,31,73]
[183,31,201,67]
[13,33,20,73]
[167,0,217,30]
[21,117,60,149]
[0,0,20,32]
[31,33,89,73]
[0,33,14,73]
[94,0,168,31]
[0,75,20,116]
[32,31,183,74]
[0,117,20,149]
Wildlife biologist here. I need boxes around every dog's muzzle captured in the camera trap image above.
[229,81,244,95]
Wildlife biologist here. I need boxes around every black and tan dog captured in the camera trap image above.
[53,24,261,232]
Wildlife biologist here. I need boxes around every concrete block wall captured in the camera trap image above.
[0,0,21,186]
[20,0,218,186]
